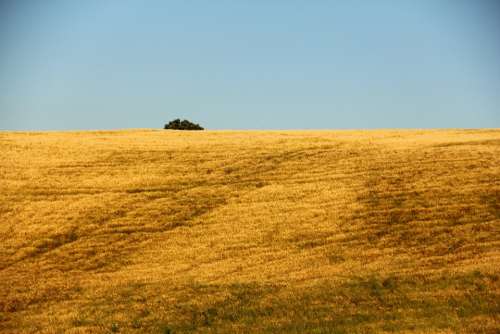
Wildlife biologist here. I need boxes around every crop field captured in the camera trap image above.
[0,129,499,333]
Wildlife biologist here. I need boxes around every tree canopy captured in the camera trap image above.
[164,119,204,130]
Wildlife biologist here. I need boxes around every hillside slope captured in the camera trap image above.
[1,130,499,333]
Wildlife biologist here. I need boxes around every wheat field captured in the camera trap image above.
[0,129,499,333]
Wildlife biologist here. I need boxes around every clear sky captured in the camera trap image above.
[1,1,499,130]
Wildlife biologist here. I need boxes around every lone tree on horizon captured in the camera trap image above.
[164,119,204,130]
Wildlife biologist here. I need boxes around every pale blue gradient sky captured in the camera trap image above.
[1,0,499,130]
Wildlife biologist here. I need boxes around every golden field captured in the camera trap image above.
[0,129,499,333]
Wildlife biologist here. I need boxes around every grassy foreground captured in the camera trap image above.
[0,129,499,333]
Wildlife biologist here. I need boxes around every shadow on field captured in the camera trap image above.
[347,143,500,265]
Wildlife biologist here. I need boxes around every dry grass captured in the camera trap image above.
[0,129,499,333]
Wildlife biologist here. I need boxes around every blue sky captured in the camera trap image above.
[1,1,499,130]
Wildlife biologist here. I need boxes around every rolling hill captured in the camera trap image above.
[1,129,499,333]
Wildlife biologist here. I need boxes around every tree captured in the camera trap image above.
[164,119,203,130]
